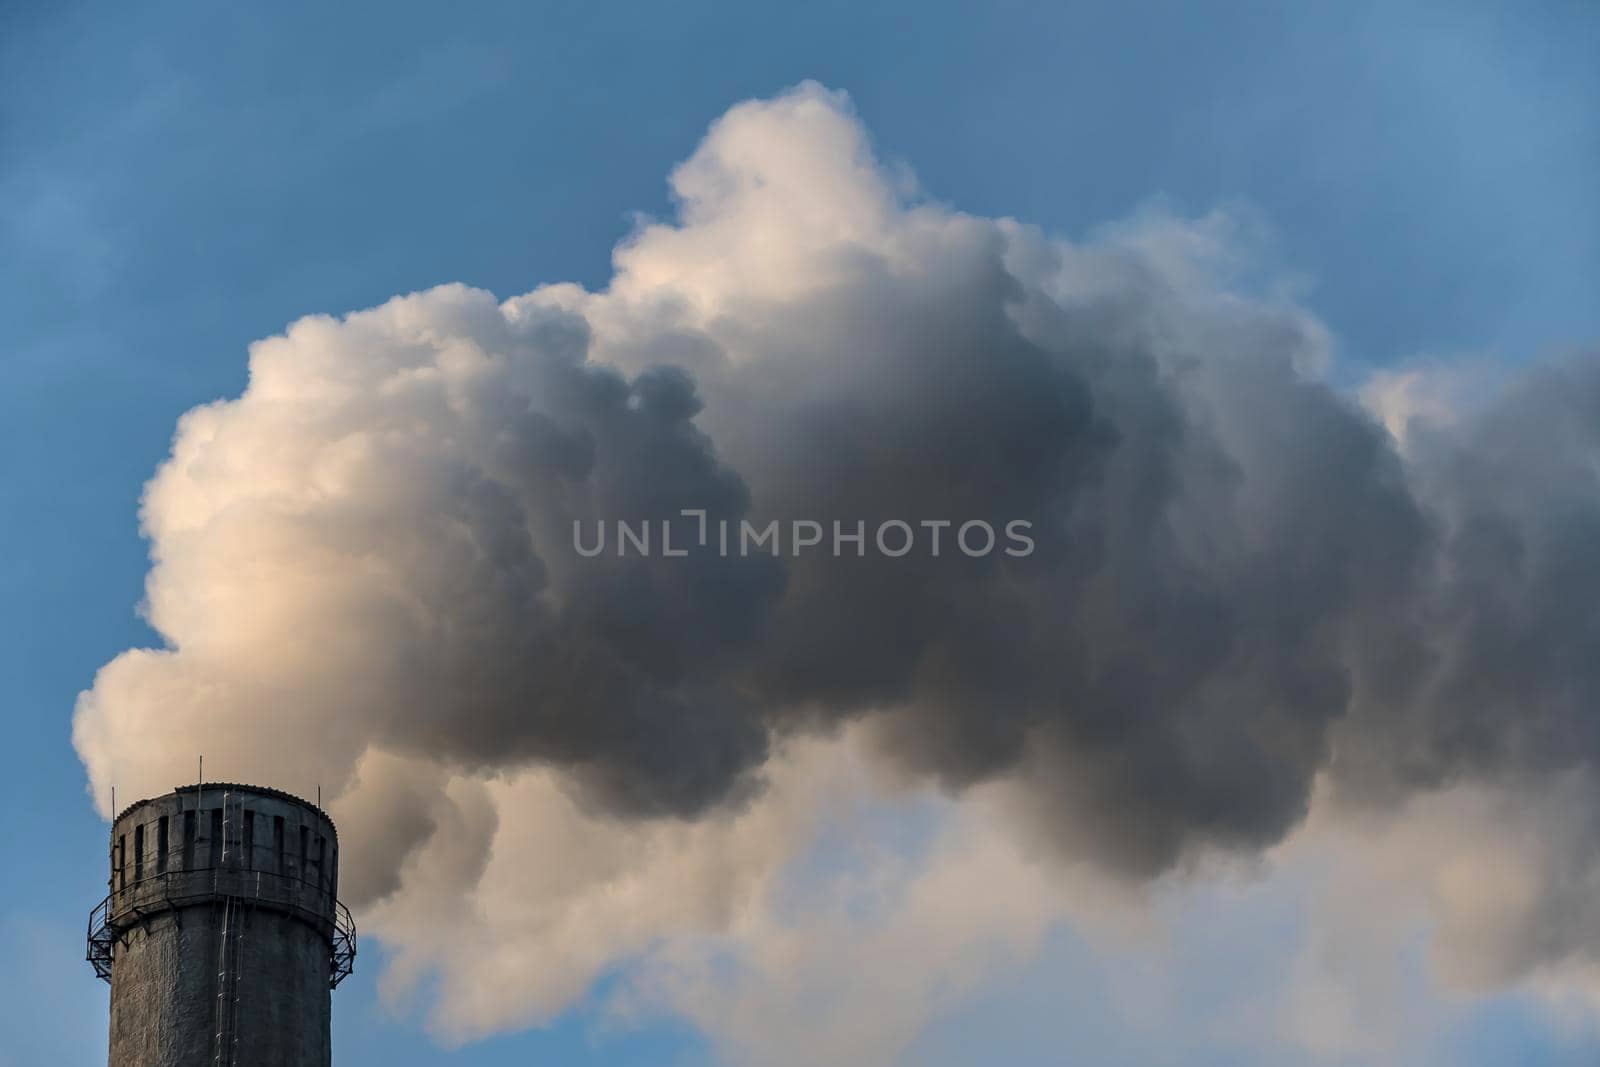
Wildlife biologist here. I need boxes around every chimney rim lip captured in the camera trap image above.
[109,782,339,838]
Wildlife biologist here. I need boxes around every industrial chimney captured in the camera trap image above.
[87,783,356,1066]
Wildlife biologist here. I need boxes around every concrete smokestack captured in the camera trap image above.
[88,783,356,1066]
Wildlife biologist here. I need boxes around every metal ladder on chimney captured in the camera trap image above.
[212,791,246,1067]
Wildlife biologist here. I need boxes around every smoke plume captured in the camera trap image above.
[75,83,1600,1052]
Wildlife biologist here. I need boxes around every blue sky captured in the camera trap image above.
[3,2,1598,1064]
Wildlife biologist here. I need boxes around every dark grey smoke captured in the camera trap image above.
[1335,360,1600,799]
[615,232,1438,876]
[343,224,1590,885]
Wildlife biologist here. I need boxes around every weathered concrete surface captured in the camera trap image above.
[103,785,342,1067]
[109,907,331,1066]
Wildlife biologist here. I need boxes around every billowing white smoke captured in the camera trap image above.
[75,84,1600,1059]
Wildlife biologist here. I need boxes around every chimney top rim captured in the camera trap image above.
[110,782,338,836]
